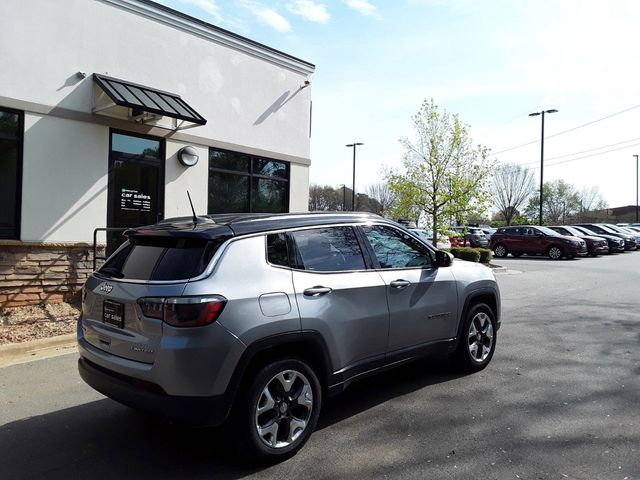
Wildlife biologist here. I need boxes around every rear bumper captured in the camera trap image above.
[78,356,232,426]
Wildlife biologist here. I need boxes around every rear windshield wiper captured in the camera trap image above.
[99,267,124,278]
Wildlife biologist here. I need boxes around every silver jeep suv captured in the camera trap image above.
[78,212,501,463]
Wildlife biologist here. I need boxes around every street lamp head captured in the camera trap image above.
[345,142,364,147]
[528,112,541,117]
[545,109,558,114]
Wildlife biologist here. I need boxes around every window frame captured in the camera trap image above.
[0,106,24,240]
[208,147,290,214]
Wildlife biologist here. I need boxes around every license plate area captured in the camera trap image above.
[103,299,125,328]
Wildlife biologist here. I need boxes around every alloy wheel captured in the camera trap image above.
[468,311,494,363]
[548,246,562,260]
[254,370,313,449]
[494,245,506,257]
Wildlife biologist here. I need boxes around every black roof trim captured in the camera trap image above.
[93,73,207,125]
[131,212,391,238]
[138,0,315,70]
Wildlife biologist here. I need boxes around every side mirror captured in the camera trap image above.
[537,233,544,238]
[435,250,453,267]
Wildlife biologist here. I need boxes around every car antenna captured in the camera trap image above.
[187,190,198,224]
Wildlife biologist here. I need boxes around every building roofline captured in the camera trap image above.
[101,0,316,75]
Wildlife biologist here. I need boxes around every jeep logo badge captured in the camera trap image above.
[99,283,114,294]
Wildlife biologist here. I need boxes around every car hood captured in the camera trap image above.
[579,234,607,242]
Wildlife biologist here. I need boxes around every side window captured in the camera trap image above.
[362,225,432,269]
[291,227,366,272]
[267,233,289,267]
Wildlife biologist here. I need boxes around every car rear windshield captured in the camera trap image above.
[98,236,228,281]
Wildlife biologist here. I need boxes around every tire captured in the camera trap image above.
[451,303,497,373]
[493,244,508,258]
[548,245,563,260]
[230,358,322,465]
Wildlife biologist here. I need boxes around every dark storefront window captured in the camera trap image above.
[0,108,23,239]
[208,148,289,214]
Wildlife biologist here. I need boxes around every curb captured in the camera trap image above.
[0,333,77,368]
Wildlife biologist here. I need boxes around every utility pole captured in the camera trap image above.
[529,109,558,225]
[345,143,363,211]
[635,154,639,222]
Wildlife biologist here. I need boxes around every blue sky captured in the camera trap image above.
[158,0,640,209]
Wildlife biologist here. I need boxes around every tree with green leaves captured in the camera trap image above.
[525,179,581,224]
[387,99,494,245]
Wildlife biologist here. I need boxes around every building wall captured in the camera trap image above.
[0,0,314,244]
[0,0,314,308]
[0,0,314,160]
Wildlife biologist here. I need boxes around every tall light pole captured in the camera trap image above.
[345,142,363,211]
[634,154,639,222]
[529,109,558,225]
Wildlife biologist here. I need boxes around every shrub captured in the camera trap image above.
[458,248,481,263]
[477,248,493,264]
[449,247,462,258]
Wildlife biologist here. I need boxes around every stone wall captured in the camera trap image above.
[0,241,105,308]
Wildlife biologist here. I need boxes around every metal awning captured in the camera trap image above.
[92,74,207,130]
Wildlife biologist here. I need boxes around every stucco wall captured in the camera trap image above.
[0,0,314,160]
[21,114,109,243]
[0,0,314,243]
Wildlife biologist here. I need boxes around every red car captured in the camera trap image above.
[490,225,588,260]
[548,226,609,256]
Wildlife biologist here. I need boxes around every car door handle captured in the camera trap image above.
[303,286,332,297]
[390,279,411,289]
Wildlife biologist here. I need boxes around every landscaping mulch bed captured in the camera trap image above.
[0,302,79,345]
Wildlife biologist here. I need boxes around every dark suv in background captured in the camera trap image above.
[491,225,587,260]
[452,226,489,248]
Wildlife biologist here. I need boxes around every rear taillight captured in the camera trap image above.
[138,296,226,327]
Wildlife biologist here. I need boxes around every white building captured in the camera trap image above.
[0,0,315,307]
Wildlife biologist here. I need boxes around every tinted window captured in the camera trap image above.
[208,148,289,214]
[362,225,432,269]
[99,237,225,280]
[0,109,22,239]
[267,233,289,267]
[291,227,365,272]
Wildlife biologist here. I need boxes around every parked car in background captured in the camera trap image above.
[78,212,501,463]
[606,224,640,248]
[571,225,625,253]
[490,225,587,260]
[409,228,451,250]
[573,224,637,251]
[547,225,609,256]
[481,227,497,240]
[452,226,489,248]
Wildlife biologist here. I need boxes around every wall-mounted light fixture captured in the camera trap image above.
[177,146,199,167]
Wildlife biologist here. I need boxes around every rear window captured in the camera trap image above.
[99,236,227,280]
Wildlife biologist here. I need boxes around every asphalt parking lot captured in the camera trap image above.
[1,252,638,480]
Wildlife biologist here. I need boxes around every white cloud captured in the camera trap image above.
[287,0,330,23]
[239,1,292,32]
[180,0,222,22]
[344,0,380,18]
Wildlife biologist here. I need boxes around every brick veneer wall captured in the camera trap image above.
[0,241,105,308]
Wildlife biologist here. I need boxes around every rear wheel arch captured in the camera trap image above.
[227,332,332,408]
